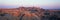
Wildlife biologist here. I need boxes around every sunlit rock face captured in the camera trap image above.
[1,7,44,16]
[0,7,45,20]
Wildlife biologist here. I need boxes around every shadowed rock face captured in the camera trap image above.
[0,14,5,16]
[0,13,19,20]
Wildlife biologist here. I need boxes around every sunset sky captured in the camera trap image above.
[0,0,60,9]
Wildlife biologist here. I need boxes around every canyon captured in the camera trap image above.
[0,7,60,20]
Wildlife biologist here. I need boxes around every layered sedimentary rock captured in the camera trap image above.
[0,7,60,20]
[0,7,45,20]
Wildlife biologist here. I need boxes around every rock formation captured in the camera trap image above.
[0,7,60,20]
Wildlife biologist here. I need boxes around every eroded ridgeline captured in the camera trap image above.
[0,7,45,20]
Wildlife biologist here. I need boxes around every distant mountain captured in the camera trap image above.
[0,5,60,9]
[45,9,60,10]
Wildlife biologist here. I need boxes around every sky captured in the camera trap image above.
[0,0,60,9]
